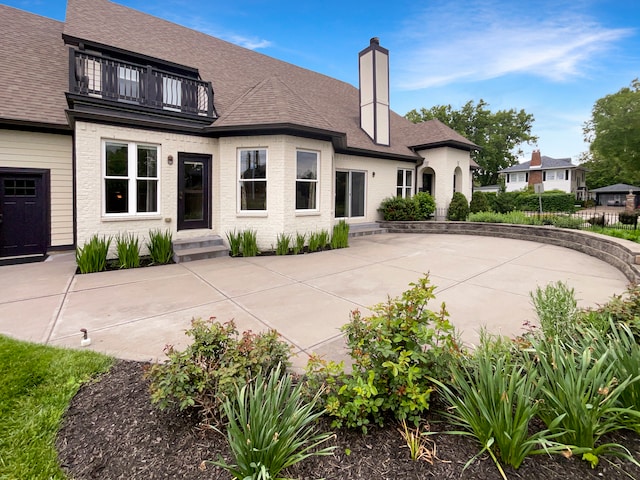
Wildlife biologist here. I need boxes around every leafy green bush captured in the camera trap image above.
[446,192,469,221]
[550,215,585,229]
[588,214,606,227]
[414,192,436,219]
[76,234,112,273]
[469,211,534,224]
[213,365,335,479]
[516,192,576,212]
[147,229,173,264]
[292,232,306,254]
[378,196,419,221]
[115,232,140,269]
[276,233,291,255]
[226,229,242,257]
[306,275,462,431]
[433,345,566,473]
[241,229,259,257]
[331,220,350,249]
[619,211,639,226]
[146,318,291,423]
[469,191,491,213]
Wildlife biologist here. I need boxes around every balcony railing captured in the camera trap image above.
[69,49,214,118]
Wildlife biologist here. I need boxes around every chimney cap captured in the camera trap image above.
[370,37,380,46]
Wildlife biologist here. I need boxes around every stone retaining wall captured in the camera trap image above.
[378,221,640,284]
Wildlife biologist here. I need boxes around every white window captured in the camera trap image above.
[80,58,102,96]
[296,150,318,210]
[104,141,159,215]
[546,171,555,181]
[239,149,267,211]
[397,168,413,198]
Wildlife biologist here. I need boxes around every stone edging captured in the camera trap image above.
[378,221,640,284]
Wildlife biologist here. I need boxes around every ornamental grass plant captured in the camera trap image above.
[76,234,112,273]
[147,229,173,264]
[214,365,335,480]
[115,232,140,269]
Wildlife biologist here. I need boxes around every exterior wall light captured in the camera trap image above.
[167,154,174,165]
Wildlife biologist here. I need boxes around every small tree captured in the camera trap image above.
[447,192,469,221]
[469,191,491,213]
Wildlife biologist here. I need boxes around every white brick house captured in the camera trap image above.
[0,0,477,260]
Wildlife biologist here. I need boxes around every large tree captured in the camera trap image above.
[582,79,640,189]
[406,100,537,186]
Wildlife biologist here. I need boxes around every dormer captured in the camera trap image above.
[64,36,216,129]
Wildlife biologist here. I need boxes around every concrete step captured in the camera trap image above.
[173,244,229,263]
[172,235,228,263]
[173,235,225,251]
[348,222,389,238]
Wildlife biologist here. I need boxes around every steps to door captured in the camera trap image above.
[172,235,228,263]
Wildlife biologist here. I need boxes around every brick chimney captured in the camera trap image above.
[528,149,542,187]
[359,37,390,146]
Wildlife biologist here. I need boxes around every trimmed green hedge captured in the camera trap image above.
[482,191,575,213]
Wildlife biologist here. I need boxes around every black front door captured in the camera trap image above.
[177,153,211,230]
[0,171,49,257]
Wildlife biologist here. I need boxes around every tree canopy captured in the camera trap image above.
[405,100,537,186]
[582,79,640,189]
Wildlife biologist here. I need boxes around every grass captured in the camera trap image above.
[0,336,112,479]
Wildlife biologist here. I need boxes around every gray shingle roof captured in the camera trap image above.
[590,183,640,193]
[2,0,477,158]
[500,156,579,173]
[0,5,69,128]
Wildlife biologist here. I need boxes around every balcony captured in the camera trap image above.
[69,49,215,119]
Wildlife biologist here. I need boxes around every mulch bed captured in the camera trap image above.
[57,360,640,479]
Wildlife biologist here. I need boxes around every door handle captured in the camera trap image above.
[178,191,183,200]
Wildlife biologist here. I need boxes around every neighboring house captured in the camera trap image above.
[500,150,587,199]
[474,185,500,194]
[0,0,477,260]
[590,184,640,207]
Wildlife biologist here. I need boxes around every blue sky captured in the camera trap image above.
[5,0,639,162]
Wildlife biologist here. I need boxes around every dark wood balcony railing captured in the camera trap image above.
[69,49,214,118]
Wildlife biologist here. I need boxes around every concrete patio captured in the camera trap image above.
[0,233,630,369]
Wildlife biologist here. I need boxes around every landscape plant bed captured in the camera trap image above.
[74,256,175,274]
[56,360,640,480]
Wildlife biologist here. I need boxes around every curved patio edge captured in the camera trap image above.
[378,220,640,285]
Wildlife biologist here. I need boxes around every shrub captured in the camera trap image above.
[330,220,349,249]
[378,196,419,221]
[446,192,469,221]
[240,229,259,257]
[147,229,173,264]
[292,232,306,254]
[308,230,329,252]
[115,232,140,269]
[433,345,566,473]
[619,210,639,226]
[587,214,605,226]
[550,215,585,229]
[276,233,291,255]
[145,318,291,423]
[516,192,576,212]
[226,230,242,257]
[306,275,462,431]
[213,365,335,479]
[530,281,578,341]
[414,192,436,219]
[469,191,491,213]
[532,336,639,462]
[76,235,112,273]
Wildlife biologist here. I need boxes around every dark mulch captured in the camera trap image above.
[57,360,640,480]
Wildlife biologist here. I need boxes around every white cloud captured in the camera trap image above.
[394,0,633,89]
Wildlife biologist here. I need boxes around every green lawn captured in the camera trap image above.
[0,336,112,479]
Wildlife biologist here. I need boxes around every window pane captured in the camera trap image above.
[296,181,316,210]
[136,180,157,213]
[106,143,128,176]
[397,169,403,186]
[105,178,128,213]
[297,151,317,180]
[406,170,412,186]
[240,150,266,179]
[240,180,267,210]
[351,172,365,217]
[397,187,403,197]
[335,171,348,218]
[137,146,157,177]
[118,66,139,98]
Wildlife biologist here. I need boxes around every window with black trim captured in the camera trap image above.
[104,141,159,215]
